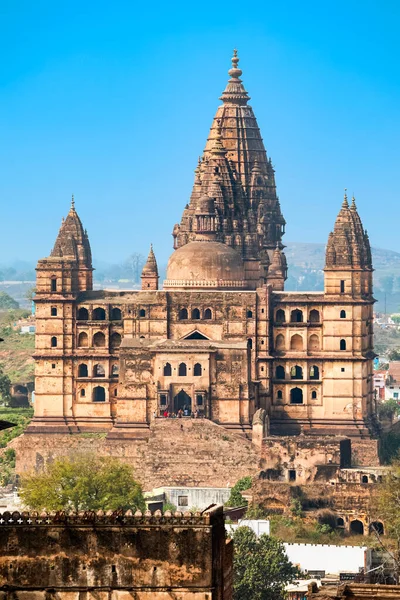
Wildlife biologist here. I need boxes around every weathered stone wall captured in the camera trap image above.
[0,506,231,600]
[14,419,261,491]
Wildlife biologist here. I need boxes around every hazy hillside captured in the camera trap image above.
[2,242,400,312]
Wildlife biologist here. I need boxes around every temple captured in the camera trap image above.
[27,51,378,460]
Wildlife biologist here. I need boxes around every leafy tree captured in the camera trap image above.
[388,349,400,361]
[371,461,400,581]
[0,367,11,405]
[391,316,400,324]
[378,398,400,421]
[225,476,252,507]
[0,292,19,311]
[20,453,146,512]
[232,526,299,600]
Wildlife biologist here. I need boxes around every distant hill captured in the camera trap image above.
[285,242,400,313]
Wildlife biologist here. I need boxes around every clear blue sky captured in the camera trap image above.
[1,0,399,265]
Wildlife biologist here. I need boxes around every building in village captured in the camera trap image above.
[15,51,383,528]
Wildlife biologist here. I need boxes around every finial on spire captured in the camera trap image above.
[228,48,242,80]
[342,188,349,208]
[71,194,75,211]
[351,195,357,210]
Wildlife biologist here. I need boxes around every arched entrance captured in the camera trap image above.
[173,389,192,415]
[350,520,364,535]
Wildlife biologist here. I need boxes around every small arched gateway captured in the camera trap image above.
[350,520,364,535]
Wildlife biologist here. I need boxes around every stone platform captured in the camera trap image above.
[13,418,261,491]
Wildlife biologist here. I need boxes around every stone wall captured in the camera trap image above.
[0,505,231,600]
[14,419,261,491]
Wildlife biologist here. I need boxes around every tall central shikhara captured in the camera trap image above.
[172,50,286,282]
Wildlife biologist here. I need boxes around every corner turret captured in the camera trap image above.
[324,191,373,298]
[36,196,93,295]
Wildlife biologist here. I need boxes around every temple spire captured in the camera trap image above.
[141,244,159,290]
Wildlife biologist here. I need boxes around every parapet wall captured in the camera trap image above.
[0,506,231,600]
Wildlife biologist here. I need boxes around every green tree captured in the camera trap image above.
[225,476,252,507]
[370,461,400,581]
[0,367,11,405]
[0,292,19,311]
[378,398,400,421]
[20,453,146,512]
[232,527,299,600]
[388,349,400,361]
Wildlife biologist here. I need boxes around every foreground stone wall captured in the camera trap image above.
[0,506,232,600]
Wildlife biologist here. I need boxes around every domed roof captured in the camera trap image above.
[163,241,246,290]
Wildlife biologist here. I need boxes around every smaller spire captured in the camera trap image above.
[141,244,159,290]
[342,189,349,209]
[351,195,357,210]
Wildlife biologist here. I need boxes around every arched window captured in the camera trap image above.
[350,520,364,535]
[310,365,319,380]
[291,365,303,379]
[78,332,88,347]
[80,389,86,397]
[139,308,146,317]
[194,363,202,376]
[93,364,106,377]
[309,309,320,323]
[369,522,384,535]
[77,307,89,321]
[93,332,106,347]
[311,390,317,399]
[340,339,347,351]
[277,390,283,400]
[340,310,346,319]
[163,363,172,376]
[93,386,106,402]
[111,365,119,377]
[290,334,303,351]
[275,366,285,379]
[290,387,303,404]
[337,518,344,528]
[110,332,121,349]
[179,308,188,320]
[111,307,122,321]
[78,364,88,377]
[92,307,106,320]
[51,277,57,292]
[291,309,303,323]
[51,307,57,316]
[178,363,187,376]
[114,388,118,396]
[275,334,285,351]
[247,310,253,318]
[361,475,368,484]
[192,308,201,320]
[276,309,285,323]
[204,308,212,320]
[51,336,57,347]
[248,338,253,350]
[309,334,320,351]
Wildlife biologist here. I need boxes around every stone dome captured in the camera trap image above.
[163,241,246,290]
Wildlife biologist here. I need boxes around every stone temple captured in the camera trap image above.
[22,51,380,481]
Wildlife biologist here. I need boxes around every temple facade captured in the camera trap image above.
[29,52,377,443]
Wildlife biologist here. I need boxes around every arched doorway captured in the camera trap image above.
[350,520,364,535]
[369,521,384,535]
[173,389,192,415]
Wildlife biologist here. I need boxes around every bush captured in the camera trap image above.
[225,476,252,507]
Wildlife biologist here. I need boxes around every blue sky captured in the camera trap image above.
[1,0,399,264]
